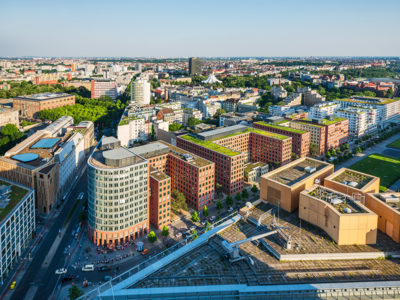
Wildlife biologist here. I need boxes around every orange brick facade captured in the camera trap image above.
[149,169,171,229]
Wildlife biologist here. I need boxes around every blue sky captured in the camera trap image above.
[1,0,399,57]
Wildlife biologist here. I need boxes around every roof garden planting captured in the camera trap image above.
[333,169,374,189]
[119,116,140,126]
[180,135,241,157]
[254,121,307,134]
[0,180,30,223]
[308,186,367,214]
[319,117,347,126]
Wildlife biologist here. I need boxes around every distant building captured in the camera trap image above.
[282,92,302,107]
[88,137,149,246]
[182,108,202,125]
[117,117,151,146]
[270,86,287,99]
[13,93,75,119]
[297,87,325,106]
[189,57,202,76]
[335,106,377,137]
[0,178,35,282]
[0,106,19,128]
[309,103,340,120]
[131,79,151,105]
[91,79,118,100]
[221,98,240,112]
[268,78,291,86]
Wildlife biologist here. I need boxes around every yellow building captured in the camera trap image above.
[299,185,377,245]
[324,168,380,198]
[365,193,400,243]
[260,157,334,212]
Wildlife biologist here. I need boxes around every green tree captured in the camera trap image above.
[191,211,200,223]
[161,225,169,237]
[187,117,201,127]
[225,196,233,207]
[251,185,259,195]
[205,221,211,232]
[192,229,198,240]
[171,190,188,213]
[202,205,208,217]
[169,123,182,132]
[330,148,337,156]
[213,108,226,119]
[216,200,223,212]
[147,230,157,243]
[235,193,242,202]
[242,189,249,200]
[68,285,84,300]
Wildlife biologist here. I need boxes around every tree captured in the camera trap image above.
[215,183,223,198]
[147,231,157,243]
[213,108,226,119]
[216,200,223,212]
[169,123,182,132]
[171,190,188,213]
[225,196,233,207]
[235,193,242,202]
[251,185,259,195]
[202,205,208,217]
[191,211,200,223]
[330,148,337,156]
[242,189,249,200]
[205,221,211,232]
[309,143,319,156]
[192,229,198,240]
[161,225,169,238]
[187,117,201,127]
[68,285,84,300]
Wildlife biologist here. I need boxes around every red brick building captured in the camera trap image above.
[176,125,292,195]
[149,167,171,229]
[253,121,310,158]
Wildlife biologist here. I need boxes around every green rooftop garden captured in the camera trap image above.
[180,135,241,157]
[319,117,347,125]
[119,116,140,126]
[254,121,307,134]
[247,127,290,140]
[0,180,30,223]
[339,98,400,105]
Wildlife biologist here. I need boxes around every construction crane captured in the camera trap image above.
[222,229,282,263]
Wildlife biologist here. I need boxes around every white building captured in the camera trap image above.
[268,78,291,86]
[309,103,340,120]
[117,117,151,147]
[131,79,151,105]
[0,179,35,282]
[183,108,203,125]
[269,105,295,117]
[335,107,377,137]
[270,86,287,99]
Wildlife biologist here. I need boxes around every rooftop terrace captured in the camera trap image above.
[332,169,375,190]
[179,135,241,157]
[254,121,307,134]
[269,159,329,186]
[307,186,367,214]
[0,180,30,223]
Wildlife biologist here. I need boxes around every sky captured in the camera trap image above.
[1,0,399,57]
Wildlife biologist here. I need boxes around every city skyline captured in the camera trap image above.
[1,0,400,57]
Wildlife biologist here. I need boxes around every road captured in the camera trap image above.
[10,169,87,300]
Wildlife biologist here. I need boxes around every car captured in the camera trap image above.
[103,275,112,281]
[78,192,84,200]
[210,216,216,222]
[98,266,112,272]
[55,268,67,275]
[82,264,95,272]
[141,249,149,255]
[61,275,74,283]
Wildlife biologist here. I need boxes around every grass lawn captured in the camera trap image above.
[388,137,400,149]
[350,153,400,191]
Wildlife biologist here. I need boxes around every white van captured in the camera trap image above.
[82,264,94,272]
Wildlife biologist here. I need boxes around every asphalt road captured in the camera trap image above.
[10,169,87,300]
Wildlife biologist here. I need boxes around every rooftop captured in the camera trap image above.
[0,179,31,224]
[90,145,145,169]
[306,185,367,214]
[331,169,375,190]
[244,162,266,173]
[179,135,241,157]
[150,166,169,181]
[254,121,307,134]
[14,92,72,101]
[373,193,400,212]
[268,158,330,186]
[338,97,400,106]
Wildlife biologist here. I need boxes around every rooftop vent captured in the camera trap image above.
[348,181,358,188]
[304,166,316,174]
[344,207,352,214]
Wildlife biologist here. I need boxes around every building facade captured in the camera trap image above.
[131,79,151,105]
[91,79,118,100]
[88,137,149,246]
[0,106,19,128]
[117,117,151,146]
[149,167,171,229]
[189,57,202,76]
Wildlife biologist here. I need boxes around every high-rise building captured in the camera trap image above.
[87,137,149,246]
[189,57,202,76]
[91,79,118,100]
[0,178,35,282]
[131,79,151,105]
[117,117,151,146]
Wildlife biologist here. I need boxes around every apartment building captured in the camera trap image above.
[0,106,19,128]
[91,79,118,100]
[297,87,325,106]
[13,92,75,118]
[87,137,149,246]
[183,108,203,125]
[176,125,292,195]
[221,98,240,112]
[308,103,340,120]
[131,141,215,211]
[270,86,287,99]
[260,158,334,212]
[335,96,400,126]
[283,92,302,107]
[156,108,184,125]
[117,116,151,146]
[0,179,35,282]
[68,120,95,155]
[189,57,202,76]
[253,121,310,158]
[149,167,171,229]
[335,106,377,137]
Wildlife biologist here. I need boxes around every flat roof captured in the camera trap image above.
[196,125,248,140]
[331,168,376,190]
[14,92,72,101]
[130,142,170,158]
[90,146,145,169]
[306,185,368,214]
[268,158,330,186]
[179,135,241,157]
[150,166,169,181]
[0,179,31,223]
[30,138,60,149]
[254,121,307,134]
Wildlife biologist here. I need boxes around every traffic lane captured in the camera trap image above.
[10,171,87,300]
